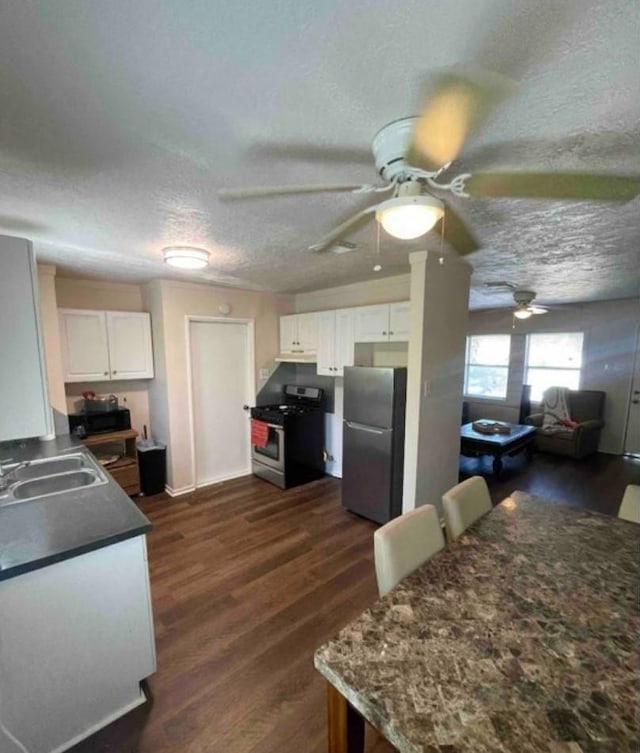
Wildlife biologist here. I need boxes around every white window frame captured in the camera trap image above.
[464,334,511,401]
[525,332,584,402]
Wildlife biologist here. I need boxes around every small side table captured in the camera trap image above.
[82,429,141,496]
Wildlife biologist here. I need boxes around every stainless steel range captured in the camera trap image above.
[250,385,325,489]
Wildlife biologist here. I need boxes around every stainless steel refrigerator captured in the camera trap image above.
[342,366,407,524]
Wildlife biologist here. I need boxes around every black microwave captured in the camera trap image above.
[68,408,131,437]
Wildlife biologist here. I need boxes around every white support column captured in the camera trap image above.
[403,251,471,514]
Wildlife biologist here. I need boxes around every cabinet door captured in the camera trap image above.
[315,310,336,376]
[59,309,111,382]
[334,308,355,376]
[106,312,154,379]
[279,315,298,352]
[354,304,390,343]
[296,312,318,352]
[388,301,410,341]
[0,236,49,441]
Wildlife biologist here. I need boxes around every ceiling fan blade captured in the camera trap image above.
[247,141,372,165]
[465,171,640,202]
[407,68,513,172]
[434,204,480,256]
[308,206,377,252]
[530,306,549,315]
[218,183,368,200]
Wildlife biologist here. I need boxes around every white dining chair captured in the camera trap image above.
[618,484,640,524]
[374,504,445,597]
[442,476,492,542]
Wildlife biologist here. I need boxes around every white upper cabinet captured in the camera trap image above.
[334,308,355,376]
[354,302,410,343]
[0,236,50,442]
[106,312,154,379]
[279,314,299,353]
[389,301,411,341]
[279,313,318,353]
[59,309,154,382]
[296,313,318,351]
[354,304,391,343]
[59,310,111,382]
[316,311,336,376]
[316,309,354,377]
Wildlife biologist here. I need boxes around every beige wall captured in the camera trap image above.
[466,297,640,454]
[294,273,410,313]
[54,276,151,434]
[143,279,293,493]
[37,265,67,434]
[55,277,144,311]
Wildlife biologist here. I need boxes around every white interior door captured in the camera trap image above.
[625,342,640,455]
[189,320,253,486]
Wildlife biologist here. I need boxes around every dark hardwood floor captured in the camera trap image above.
[71,451,639,753]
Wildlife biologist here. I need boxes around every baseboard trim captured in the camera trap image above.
[165,484,196,497]
[195,470,252,488]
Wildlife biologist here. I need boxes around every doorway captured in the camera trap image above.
[188,318,254,487]
[624,330,640,456]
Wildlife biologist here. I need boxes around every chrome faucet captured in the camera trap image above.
[0,459,30,491]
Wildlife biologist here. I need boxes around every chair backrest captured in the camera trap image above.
[374,504,445,597]
[618,485,640,524]
[442,476,492,541]
[568,390,605,423]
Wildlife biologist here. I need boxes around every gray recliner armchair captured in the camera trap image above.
[525,389,605,459]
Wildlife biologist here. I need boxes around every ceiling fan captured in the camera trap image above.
[511,290,549,319]
[219,73,640,257]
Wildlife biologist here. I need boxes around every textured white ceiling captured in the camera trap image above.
[0,0,638,308]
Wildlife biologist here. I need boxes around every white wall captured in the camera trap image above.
[466,297,640,454]
[294,273,410,313]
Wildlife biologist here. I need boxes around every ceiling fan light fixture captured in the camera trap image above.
[514,308,532,319]
[375,195,444,240]
[163,246,210,270]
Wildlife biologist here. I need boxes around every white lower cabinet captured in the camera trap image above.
[0,536,156,753]
[317,308,354,377]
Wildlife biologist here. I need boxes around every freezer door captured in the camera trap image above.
[342,420,393,524]
[343,367,397,429]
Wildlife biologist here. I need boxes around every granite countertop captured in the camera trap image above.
[0,435,151,581]
[315,492,640,753]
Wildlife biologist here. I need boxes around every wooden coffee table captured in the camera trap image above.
[460,422,536,477]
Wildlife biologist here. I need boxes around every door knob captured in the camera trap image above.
[243,404,250,411]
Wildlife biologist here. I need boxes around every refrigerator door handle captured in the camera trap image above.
[344,420,386,435]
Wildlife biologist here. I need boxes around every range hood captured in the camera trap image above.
[274,352,317,364]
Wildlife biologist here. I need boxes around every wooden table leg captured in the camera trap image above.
[327,682,365,753]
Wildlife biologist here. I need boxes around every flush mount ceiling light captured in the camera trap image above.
[163,246,210,270]
[375,193,444,240]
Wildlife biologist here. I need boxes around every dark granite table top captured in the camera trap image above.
[0,435,151,581]
[315,492,639,753]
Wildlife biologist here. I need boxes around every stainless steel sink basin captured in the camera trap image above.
[12,455,88,481]
[0,452,107,506]
[12,471,99,500]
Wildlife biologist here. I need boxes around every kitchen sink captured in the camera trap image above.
[11,455,89,481]
[0,452,107,506]
[12,471,100,500]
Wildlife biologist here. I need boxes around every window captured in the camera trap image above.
[525,332,584,402]
[464,335,511,399]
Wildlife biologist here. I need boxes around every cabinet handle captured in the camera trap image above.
[389,331,394,335]
[382,331,387,335]
[103,371,109,376]
[112,370,117,375]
